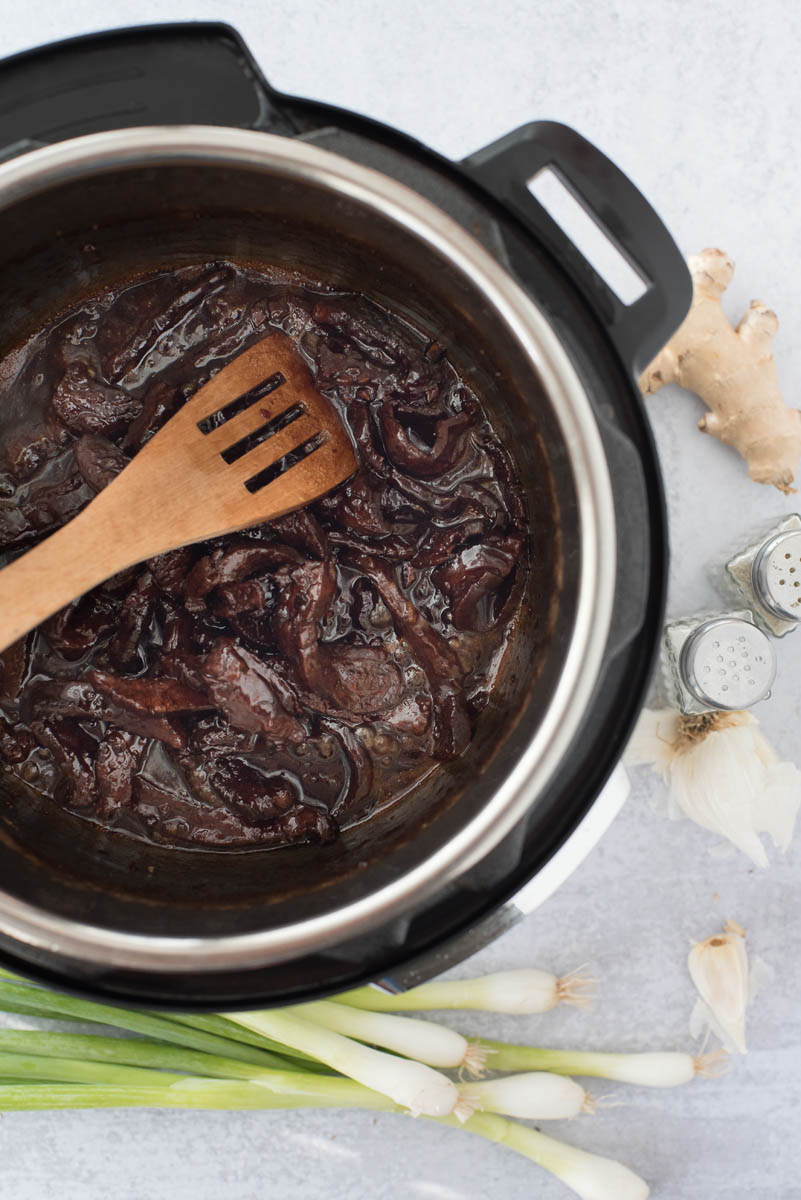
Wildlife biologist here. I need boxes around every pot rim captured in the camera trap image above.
[0,126,616,972]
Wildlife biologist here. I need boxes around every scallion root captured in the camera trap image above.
[452,1093,479,1123]
[693,1048,730,1079]
[557,967,598,1010]
[459,1041,488,1080]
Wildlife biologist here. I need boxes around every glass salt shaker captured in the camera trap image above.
[721,513,801,636]
[663,610,777,714]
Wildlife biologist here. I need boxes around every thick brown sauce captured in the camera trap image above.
[0,262,528,849]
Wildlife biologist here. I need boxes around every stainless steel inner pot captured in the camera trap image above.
[0,127,615,976]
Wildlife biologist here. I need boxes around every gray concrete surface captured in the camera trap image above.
[0,1,799,1196]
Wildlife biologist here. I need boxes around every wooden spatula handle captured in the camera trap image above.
[0,495,135,653]
[0,333,357,656]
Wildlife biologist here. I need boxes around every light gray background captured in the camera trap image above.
[1,1,800,1197]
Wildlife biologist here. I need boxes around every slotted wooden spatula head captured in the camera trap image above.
[0,332,357,652]
[143,330,357,541]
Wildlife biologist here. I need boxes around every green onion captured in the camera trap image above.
[0,986,97,1025]
[458,1072,591,1120]
[225,1007,459,1116]
[291,999,484,1072]
[158,1011,319,1065]
[0,1076,395,1112]
[0,1051,183,1086]
[0,968,719,1199]
[450,1113,649,1200]
[0,1031,305,1081]
[0,980,297,1071]
[478,1042,726,1085]
[0,1066,646,1200]
[0,1036,398,1108]
[336,968,595,1014]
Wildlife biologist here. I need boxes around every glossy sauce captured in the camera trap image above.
[0,263,528,849]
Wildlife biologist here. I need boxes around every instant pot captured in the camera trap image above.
[0,23,691,1007]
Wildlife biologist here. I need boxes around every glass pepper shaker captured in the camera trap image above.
[722,513,801,636]
[663,610,777,714]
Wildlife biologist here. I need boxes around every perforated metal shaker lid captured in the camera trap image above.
[751,529,801,622]
[679,616,776,710]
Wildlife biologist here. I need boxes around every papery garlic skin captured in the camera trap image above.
[624,708,683,771]
[688,923,750,1054]
[625,708,801,867]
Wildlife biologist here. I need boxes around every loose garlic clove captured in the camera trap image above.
[625,708,801,867]
[688,921,750,1054]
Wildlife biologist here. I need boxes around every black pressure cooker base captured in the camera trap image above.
[0,22,685,1006]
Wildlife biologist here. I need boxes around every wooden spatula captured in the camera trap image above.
[0,333,356,653]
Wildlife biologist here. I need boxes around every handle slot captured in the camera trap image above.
[527,166,649,306]
[463,122,692,376]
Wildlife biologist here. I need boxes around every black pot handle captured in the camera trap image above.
[0,22,295,160]
[462,122,691,377]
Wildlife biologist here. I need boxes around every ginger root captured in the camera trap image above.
[640,247,801,492]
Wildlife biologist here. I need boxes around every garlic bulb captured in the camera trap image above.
[625,708,801,867]
[688,921,750,1054]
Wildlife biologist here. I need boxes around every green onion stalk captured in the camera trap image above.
[0,967,724,1200]
[0,1070,648,1200]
